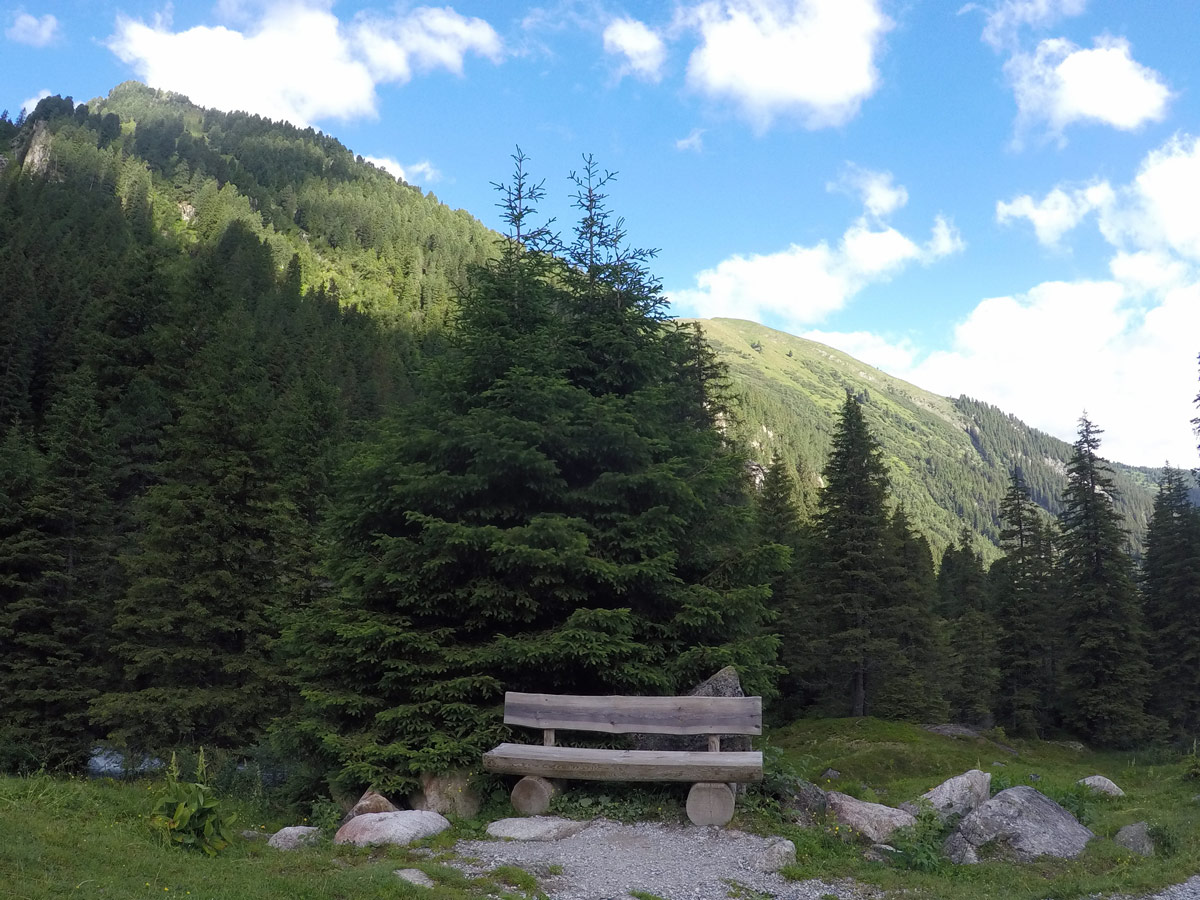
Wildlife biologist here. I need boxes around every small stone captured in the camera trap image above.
[241,829,266,842]
[753,837,796,871]
[1077,775,1124,797]
[1027,773,1041,782]
[820,768,841,780]
[394,868,435,888]
[267,826,321,850]
[486,816,589,842]
[1115,822,1154,856]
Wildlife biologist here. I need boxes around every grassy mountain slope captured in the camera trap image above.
[697,317,1160,558]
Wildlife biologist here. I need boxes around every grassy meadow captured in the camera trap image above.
[3,720,1200,900]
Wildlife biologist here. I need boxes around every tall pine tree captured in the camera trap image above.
[1058,416,1150,747]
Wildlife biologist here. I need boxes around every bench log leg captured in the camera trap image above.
[511,776,558,815]
[686,782,735,826]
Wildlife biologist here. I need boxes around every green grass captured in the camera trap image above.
[737,718,1200,900]
[4,723,1199,900]
[0,774,542,900]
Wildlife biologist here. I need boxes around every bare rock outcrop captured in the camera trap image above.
[827,792,915,843]
[943,786,1094,864]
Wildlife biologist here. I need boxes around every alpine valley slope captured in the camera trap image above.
[694,317,1161,559]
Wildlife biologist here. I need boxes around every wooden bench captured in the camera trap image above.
[482,691,763,826]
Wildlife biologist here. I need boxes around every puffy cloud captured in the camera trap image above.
[675,128,706,152]
[996,181,1114,245]
[603,17,666,82]
[1100,135,1200,261]
[363,155,442,184]
[832,165,908,218]
[903,279,1200,466]
[684,0,892,129]
[108,3,502,127]
[802,329,920,373]
[669,168,962,329]
[973,0,1086,50]
[1007,36,1170,140]
[6,11,60,46]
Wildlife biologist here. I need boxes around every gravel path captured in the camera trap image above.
[455,818,874,900]
[454,818,1200,900]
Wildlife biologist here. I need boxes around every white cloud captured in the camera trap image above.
[675,128,705,152]
[802,329,920,373]
[363,155,442,184]
[902,279,1200,466]
[20,89,51,116]
[684,0,892,130]
[669,168,963,329]
[6,11,60,46]
[108,3,502,128]
[973,0,1086,50]
[831,165,908,218]
[1007,36,1170,140]
[603,17,666,82]
[826,133,1200,466]
[996,181,1114,245]
[1100,135,1200,261]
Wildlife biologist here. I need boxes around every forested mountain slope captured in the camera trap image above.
[697,317,1161,557]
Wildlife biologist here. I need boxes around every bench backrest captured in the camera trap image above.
[503,691,762,736]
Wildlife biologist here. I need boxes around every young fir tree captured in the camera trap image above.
[1141,467,1200,736]
[941,530,999,727]
[756,451,814,717]
[0,369,117,769]
[991,470,1058,735]
[810,391,894,717]
[287,154,781,794]
[1058,416,1150,747]
[872,506,948,721]
[92,309,301,751]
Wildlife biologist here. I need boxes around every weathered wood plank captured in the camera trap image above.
[502,692,762,735]
[482,743,763,782]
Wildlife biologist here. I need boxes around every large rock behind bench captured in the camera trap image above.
[943,786,1094,864]
[334,810,450,847]
[827,792,915,843]
[901,770,990,822]
[633,667,752,753]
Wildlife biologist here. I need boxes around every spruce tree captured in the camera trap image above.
[941,530,998,727]
[1142,467,1200,736]
[811,391,893,717]
[288,155,780,793]
[1058,416,1150,747]
[992,470,1058,735]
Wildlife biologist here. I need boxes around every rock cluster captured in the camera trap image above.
[943,786,1094,864]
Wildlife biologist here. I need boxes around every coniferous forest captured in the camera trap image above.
[3,84,1200,799]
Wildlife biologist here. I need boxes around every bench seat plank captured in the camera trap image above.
[503,692,762,735]
[482,742,763,782]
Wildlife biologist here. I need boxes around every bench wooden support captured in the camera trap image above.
[483,691,763,827]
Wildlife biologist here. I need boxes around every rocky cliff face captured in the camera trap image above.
[21,120,53,177]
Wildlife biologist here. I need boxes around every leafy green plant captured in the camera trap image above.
[1183,740,1200,781]
[148,749,237,856]
[1044,784,1096,826]
[1150,822,1180,857]
[889,802,949,873]
[308,795,343,836]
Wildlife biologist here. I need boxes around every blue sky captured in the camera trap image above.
[4,0,1200,467]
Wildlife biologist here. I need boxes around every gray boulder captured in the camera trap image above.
[944,786,1094,864]
[486,816,589,842]
[1077,775,1124,797]
[827,792,915,843]
[409,770,482,818]
[334,810,450,847]
[783,780,828,825]
[901,770,990,822]
[863,843,900,864]
[1115,821,1154,856]
[340,788,399,825]
[267,826,321,850]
